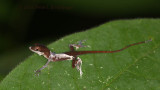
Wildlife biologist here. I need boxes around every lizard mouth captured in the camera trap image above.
[29,46,44,56]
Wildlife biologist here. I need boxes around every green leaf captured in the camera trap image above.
[0,19,160,89]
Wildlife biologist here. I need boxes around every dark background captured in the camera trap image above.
[0,0,160,80]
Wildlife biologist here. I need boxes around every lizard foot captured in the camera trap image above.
[71,40,90,50]
[34,70,41,76]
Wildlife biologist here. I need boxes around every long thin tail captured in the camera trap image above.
[71,39,152,55]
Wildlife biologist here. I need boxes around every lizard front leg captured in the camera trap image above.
[35,56,53,76]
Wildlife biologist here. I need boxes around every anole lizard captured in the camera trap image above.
[29,39,152,77]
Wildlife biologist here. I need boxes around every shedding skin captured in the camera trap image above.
[29,39,152,77]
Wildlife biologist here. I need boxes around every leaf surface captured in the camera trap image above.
[0,19,160,90]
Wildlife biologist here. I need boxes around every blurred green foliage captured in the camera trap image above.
[43,0,160,17]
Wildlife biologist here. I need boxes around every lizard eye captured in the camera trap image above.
[35,48,39,51]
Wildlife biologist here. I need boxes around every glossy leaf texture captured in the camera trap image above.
[0,19,160,90]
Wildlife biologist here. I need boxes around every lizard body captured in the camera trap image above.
[29,39,152,77]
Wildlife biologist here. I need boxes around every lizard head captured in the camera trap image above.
[29,43,51,59]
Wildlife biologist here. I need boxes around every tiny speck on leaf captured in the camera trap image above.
[89,64,93,66]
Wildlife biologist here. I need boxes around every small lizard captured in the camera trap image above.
[29,39,152,77]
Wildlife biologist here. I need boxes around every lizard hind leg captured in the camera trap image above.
[75,57,83,78]
[72,57,77,68]
[70,40,90,50]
